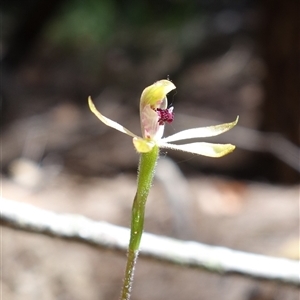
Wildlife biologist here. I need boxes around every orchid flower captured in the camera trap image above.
[88,79,238,300]
[88,79,238,157]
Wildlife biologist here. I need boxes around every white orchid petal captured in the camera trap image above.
[161,117,239,143]
[159,142,236,157]
[141,104,161,139]
[88,96,139,138]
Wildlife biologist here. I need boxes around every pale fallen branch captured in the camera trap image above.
[1,197,299,286]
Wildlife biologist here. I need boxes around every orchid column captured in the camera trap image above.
[88,80,238,300]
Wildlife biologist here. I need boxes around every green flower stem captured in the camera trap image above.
[120,145,159,300]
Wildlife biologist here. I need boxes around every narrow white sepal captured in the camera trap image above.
[161,117,239,143]
[88,96,138,138]
[158,142,236,157]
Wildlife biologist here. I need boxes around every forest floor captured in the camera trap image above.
[2,165,299,300]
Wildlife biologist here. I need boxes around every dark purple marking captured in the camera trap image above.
[156,107,174,125]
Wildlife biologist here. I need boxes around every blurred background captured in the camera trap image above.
[1,0,299,299]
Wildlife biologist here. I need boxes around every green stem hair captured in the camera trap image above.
[120,145,159,300]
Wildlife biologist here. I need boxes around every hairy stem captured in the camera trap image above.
[120,145,159,300]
